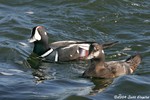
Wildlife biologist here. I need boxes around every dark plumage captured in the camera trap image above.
[82,43,142,78]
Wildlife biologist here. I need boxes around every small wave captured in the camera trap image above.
[0,72,14,76]
[144,20,150,23]
[19,42,29,47]
[0,68,24,76]
[9,69,24,73]
[123,47,132,51]
[131,3,140,7]
[25,11,34,15]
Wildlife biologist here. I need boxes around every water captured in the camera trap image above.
[0,0,150,100]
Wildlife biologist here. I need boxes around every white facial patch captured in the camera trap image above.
[93,51,100,57]
[29,28,41,43]
[87,51,100,59]
[34,28,41,41]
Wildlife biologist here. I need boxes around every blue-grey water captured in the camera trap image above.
[0,0,150,100]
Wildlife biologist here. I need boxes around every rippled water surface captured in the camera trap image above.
[0,0,150,100]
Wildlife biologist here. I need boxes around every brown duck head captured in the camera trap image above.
[87,43,105,62]
[82,43,107,78]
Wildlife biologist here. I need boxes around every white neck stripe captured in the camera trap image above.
[40,48,53,57]
[55,51,58,62]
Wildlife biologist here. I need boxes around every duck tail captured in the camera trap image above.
[102,41,118,49]
[125,54,142,71]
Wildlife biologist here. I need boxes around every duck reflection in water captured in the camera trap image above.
[26,53,53,83]
[90,78,113,95]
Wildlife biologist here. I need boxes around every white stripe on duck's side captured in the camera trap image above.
[61,44,90,50]
[61,44,77,50]
[40,48,54,57]
[55,51,58,62]
[51,40,81,44]
[78,44,90,50]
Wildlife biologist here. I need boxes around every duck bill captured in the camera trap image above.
[87,55,94,59]
[86,51,101,60]
[86,53,94,59]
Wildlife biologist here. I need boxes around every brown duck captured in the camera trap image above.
[82,43,142,78]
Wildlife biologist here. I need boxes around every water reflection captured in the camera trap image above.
[26,53,42,69]
[90,78,113,95]
[26,53,114,94]
[25,53,52,83]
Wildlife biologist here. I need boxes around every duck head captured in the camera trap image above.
[87,43,105,61]
[82,43,106,78]
[29,26,50,55]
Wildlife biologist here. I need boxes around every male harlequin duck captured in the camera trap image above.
[28,26,117,62]
[82,43,142,78]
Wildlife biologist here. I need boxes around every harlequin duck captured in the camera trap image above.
[82,43,142,78]
[28,26,118,62]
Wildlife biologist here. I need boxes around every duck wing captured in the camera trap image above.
[50,40,82,48]
[105,54,141,76]
[105,61,128,77]
[50,40,118,49]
